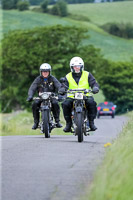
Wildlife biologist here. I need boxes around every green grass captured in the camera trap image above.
[2,9,76,34]
[82,111,133,200]
[0,1,133,61]
[0,91,103,136]
[68,1,133,26]
[0,108,66,136]
[85,29,133,61]
[1,2,133,62]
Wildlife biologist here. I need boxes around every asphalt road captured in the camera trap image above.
[0,116,128,200]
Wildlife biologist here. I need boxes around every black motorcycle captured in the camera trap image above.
[33,92,58,138]
[66,89,92,143]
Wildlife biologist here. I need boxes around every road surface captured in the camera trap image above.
[0,116,128,200]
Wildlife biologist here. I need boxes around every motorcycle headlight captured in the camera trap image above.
[41,93,49,99]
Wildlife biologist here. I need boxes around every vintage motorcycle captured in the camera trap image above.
[33,92,58,138]
[60,88,92,142]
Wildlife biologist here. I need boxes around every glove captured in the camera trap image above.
[58,87,66,95]
[92,87,99,94]
[26,96,33,102]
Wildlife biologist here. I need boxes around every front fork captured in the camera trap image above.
[71,108,89,135]
[41,106,57,132]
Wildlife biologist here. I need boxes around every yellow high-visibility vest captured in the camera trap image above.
[66,71,91,98]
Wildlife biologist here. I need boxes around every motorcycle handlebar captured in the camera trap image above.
[33,92,58,100]
[67,89,92,93]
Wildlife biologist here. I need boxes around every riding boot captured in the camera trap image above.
[32,110,40,130]
[89,120,97,131]
[55,119,63,128]
[52,103,62,128]
[53,113,62,128]
[32,122,39,130]
[63,116,72,132]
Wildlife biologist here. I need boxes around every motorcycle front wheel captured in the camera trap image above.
[76,113,83,143]
[42,110,50,138]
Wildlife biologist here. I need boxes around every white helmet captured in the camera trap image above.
[40,63,51,75]
[70,56,84,73]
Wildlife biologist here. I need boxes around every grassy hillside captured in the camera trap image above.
[68,1,133,26]
[2,10,76,34]
[1,2,133,61]
[83,111,133,200]
[84,29,133,61]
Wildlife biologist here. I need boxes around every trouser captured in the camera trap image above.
[32,99,60,123]
[62,97,97,123]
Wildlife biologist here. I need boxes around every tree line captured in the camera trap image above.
[29,0,129,5]
[1,25,133,114]
[101,22,133,39]
[1,0,129,9]
[1,0,68,17]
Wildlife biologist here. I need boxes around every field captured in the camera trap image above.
[68,1,133,25]
[1,1,133,61]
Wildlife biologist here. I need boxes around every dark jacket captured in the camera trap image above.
[63,72,99,89]
[28,75,61,97]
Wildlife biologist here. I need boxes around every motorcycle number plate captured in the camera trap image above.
[75,93,83,99]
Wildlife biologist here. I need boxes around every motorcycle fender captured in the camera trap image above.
[76,107,82,113]
[41,105,49,111]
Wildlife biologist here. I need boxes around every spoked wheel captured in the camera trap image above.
[42,110,50,138]
[76,113,83,143]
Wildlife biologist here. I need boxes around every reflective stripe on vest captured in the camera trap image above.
[66,71,91,98]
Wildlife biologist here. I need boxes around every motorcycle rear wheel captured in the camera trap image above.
[76,113,83,143]
[42,110,50,138]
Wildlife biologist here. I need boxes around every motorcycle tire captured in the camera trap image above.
[42,110,50,138]
[76,113,83,143]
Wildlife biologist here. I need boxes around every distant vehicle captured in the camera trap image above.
[97,102,116,118]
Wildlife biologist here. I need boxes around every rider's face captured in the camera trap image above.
[42,71,49,78]
[73,66,81,73]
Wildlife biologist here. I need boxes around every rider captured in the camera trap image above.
[27,63,62,129]
[59,56,99,132]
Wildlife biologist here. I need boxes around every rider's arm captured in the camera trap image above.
[88,73,99,89]
[28,76,41,97]
[52,76,61,91]
[62,77,69,88]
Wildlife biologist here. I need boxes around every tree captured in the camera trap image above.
[97,61,133,114]
[17,0,29,11]
[29,0,44,5]
[51,0,68,17]
[57,0,68,17]
[2,0,19,9]
[41,0,49,13]
[1,25,104,112]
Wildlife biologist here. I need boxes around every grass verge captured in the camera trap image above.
[82,111,133,200]
[0,92,104,136]
[0,106,70,136]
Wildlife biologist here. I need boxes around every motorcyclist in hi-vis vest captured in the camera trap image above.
[59,57,99,132]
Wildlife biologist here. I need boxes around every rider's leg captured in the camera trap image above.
[85,97,97,131]
[32,100,41,130]
[62,98,73,132]
[52,99,62,128]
